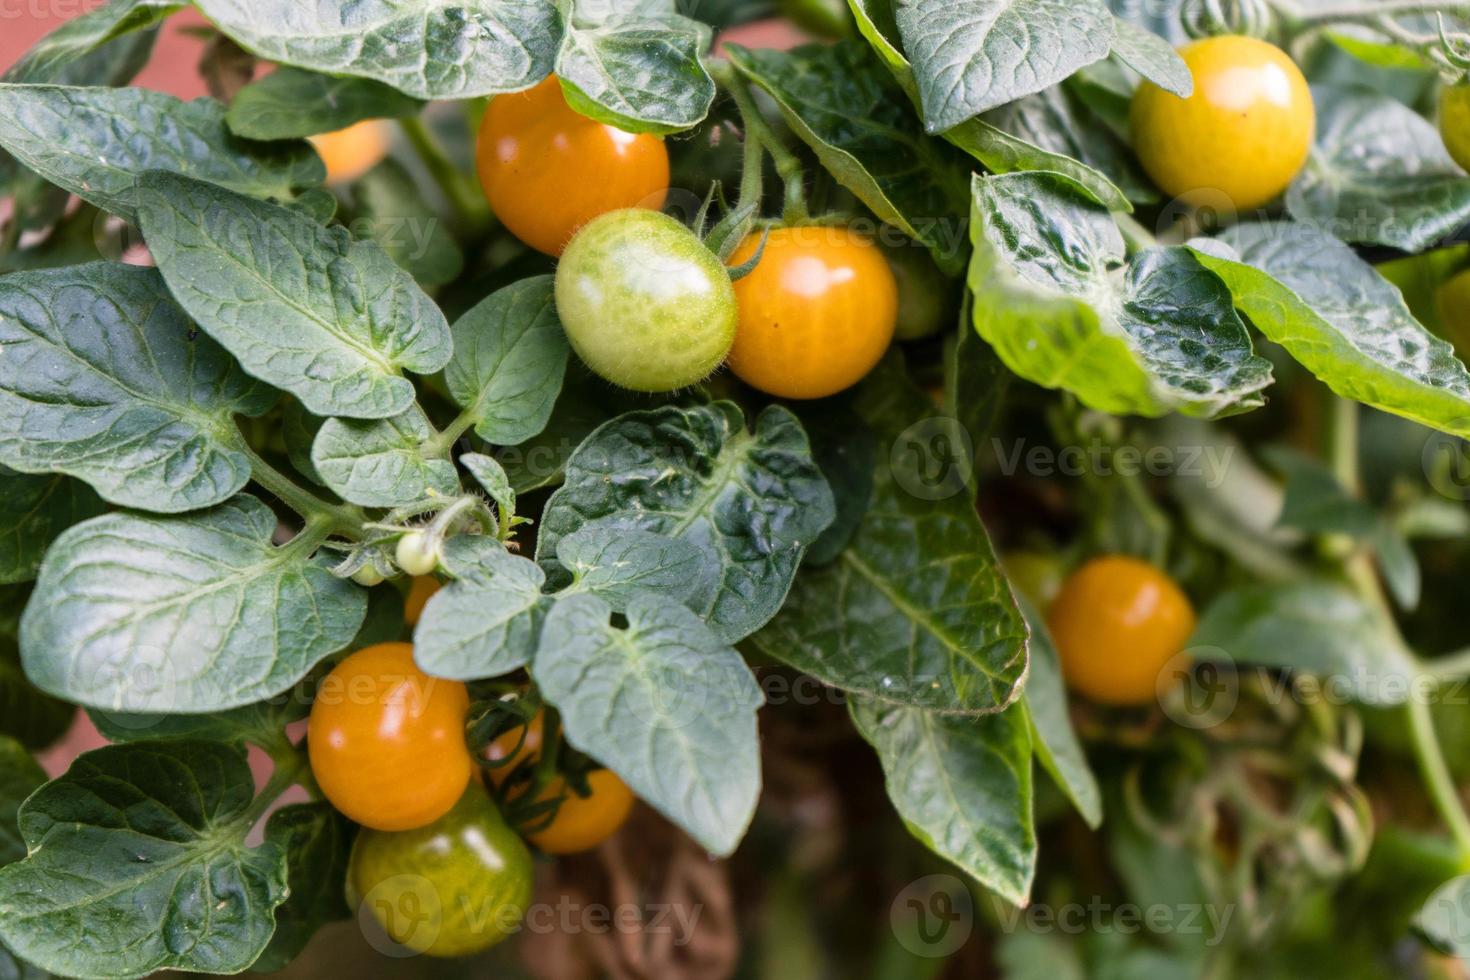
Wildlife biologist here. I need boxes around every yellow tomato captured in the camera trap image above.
[309,119,393,185]
[1437,268,1470,354]
[307,643,472,831]
[1131,35,1314,212]
[485,710,636,853]
[728,225,898,399]
[477,75,669,256]
[1441,85,1470,174]
[404,575,442,627]
[1046,556,1196,706]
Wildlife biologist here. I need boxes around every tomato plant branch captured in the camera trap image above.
[234,432,364,533]
[243,743,311,827]
[709,61,809,223]
[398,113,491,233]
[1326,395,1470,859]
[425,408,477,457]
[1277,0,1470,23]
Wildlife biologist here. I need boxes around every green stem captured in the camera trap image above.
[1278,0,1470,24]
[243,746,309,826]
[235,432,363,533]
[1324,392,1470,859]
[1424,647,1470,681]
[1115,212,1158,255]
[1408,695,1470,858]
[425,407,477,458]
[709,61,809,223]
[398,114,490,232]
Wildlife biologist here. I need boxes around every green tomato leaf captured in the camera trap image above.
[0,263,275,513]
[534,592,763,857]
[0,738,45,867]
[556,3,715,134]
[753,356,1028,714]
[896,0,1113,133]
[0,84,322,221]
[193,0,562,100]
[1418,875,1470,961]
[0,740,287,980]
[1266,446,1379,538]
[2,0,172,87]
[311,406,460,508]
[282,397,327,486]
[1287,85,1470,253]
[1107,15,1192,97]
[537,402,835,642]
[0,643,75,752]
[982,84,1155,205]
[1190,222,1470,438]
[1015,595,1101,827]
[461,452,515,518]
[20,495,367,712]
[252,803,352,973]
[413,536,548,680]
[1190,580,1418,705]
[88,685,309,749]
[0,469,105,585]
[944,300,1011,485]
[726,40,972,274]
[793,401,876,566]
[444,276,569,446]
[848,0,1131,211]
[137,173,452,419]
[225,66,423,139]
[850,695,1035,905]
[557,523,716,612]
[349,158,465,288]
[970,171,1272,418]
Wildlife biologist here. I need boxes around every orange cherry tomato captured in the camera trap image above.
[1046,556,1196,706]
[728,225,898,399]
[308,642,472,831]
[485,709,636,853]
[404,575,442,627]
[309,119,393,185]
[476,75,669,256]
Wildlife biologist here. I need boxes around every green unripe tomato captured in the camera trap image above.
[554,208,737,392]
[1436,267,1470,355]
[395,531,439,577]
[347,787,534,958]
[883,242,954,342]
[1441,84,1470,174]
[779,0,852,38]
[1001,550,1065,609]
[350,565,385,587]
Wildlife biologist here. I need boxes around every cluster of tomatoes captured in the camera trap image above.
[306,579,636,957]
[292,29,1470,960]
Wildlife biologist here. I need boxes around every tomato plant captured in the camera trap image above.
[4,0,1470,977]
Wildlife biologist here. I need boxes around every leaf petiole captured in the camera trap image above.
[709,60,809,224]
[234,429,364,534]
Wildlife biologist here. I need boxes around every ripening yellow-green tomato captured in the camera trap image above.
[1131,35,1314,212]
[1046,556,1196,706]
[1441,85,1470,174]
